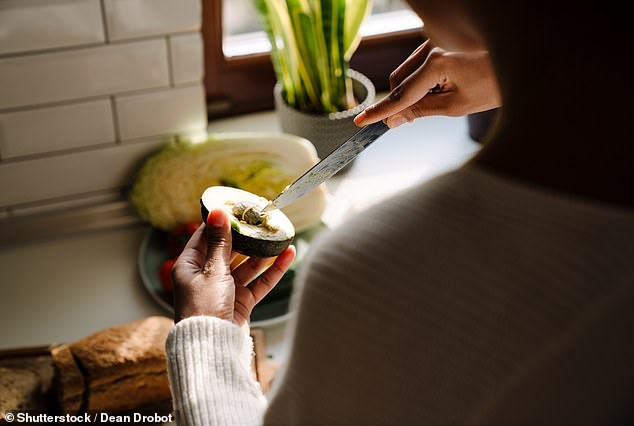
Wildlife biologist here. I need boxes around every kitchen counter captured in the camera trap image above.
[0,110,479,362]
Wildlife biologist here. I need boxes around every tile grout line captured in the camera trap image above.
[0,42,106,60]
[99,0,110,43]
[0,82,201,114]
[0,133,171,165]
[110,96,122,143]
[10,194,127,217]
[0,31,199,60]
[0,141,119,164]
[165,36,175,87]
[0,96,113,114]
[3,188,125,212]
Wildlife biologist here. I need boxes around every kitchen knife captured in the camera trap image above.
[263,121,390,212]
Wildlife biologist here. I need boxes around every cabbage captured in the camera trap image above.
[130,133,328,232]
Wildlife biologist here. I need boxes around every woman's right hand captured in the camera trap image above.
[354,40,501,128]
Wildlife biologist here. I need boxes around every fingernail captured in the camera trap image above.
[387,115,406,128]
[207,209,226,228]
[353,111,366,126]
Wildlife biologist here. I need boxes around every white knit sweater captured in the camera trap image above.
[166,166,634,426]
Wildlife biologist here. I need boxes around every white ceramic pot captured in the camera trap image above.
[274,69,376,159]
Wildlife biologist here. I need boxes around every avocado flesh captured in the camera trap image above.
[200,186,295,257]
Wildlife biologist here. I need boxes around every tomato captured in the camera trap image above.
[170,224,186,236]
[185,222,200,237]
[162,222,199,297]
[164,237,180,256]
[159,258,177,300]
[165,222,200,255]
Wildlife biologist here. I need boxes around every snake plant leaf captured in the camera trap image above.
[310,0,334,110]
[293,10,324,110]
[344,0,371,61]
[255,0,299,106]
[334,0,347,108]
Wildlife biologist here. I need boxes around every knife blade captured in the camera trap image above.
[263,121,390,212]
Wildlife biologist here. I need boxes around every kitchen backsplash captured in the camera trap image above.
[0,0,206,221]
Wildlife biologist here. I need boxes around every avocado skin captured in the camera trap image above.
[201,201,292,258]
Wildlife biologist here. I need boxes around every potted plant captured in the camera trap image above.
[254,0,376,158]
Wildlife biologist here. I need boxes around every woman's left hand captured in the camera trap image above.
[171,209,296,333]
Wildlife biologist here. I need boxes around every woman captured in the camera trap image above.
[166,0,634,424]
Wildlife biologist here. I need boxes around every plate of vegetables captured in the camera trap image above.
[138,221,325,326]
[132,133,329,326]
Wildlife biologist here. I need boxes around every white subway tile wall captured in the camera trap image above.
[169,33,205,84]
[0,0,105,55]
[0,40,170,110]
[0,0,205,217]
[103,0,201,41]
[0,140,165,208]
[11,191,122,217]
[115,86,206,140]
[0,100,116,159]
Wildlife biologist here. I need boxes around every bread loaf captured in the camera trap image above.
[0,367,41,420]
[50,345,84,414]
[53,316,173,413]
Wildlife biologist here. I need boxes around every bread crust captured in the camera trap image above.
[50,344,84,414]
[0,367,41,419]
[49,316,173,414]
[54,316,174,412]
[69,316,172,387]
[88,372,171,412]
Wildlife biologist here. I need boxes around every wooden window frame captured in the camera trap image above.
[202,0,426,119]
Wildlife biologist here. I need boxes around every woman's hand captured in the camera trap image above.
[354,40,501,128]
[171,209,296,333]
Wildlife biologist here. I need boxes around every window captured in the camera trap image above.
[222,0,422,58]
[202,0,426,118]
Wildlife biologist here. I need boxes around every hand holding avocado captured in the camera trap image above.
[171,209,296,331]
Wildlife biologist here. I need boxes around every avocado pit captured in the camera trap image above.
[232,201,265,226]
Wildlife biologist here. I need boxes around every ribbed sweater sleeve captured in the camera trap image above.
[165,316,266,426]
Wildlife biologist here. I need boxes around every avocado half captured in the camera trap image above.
[200,186,295,258]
